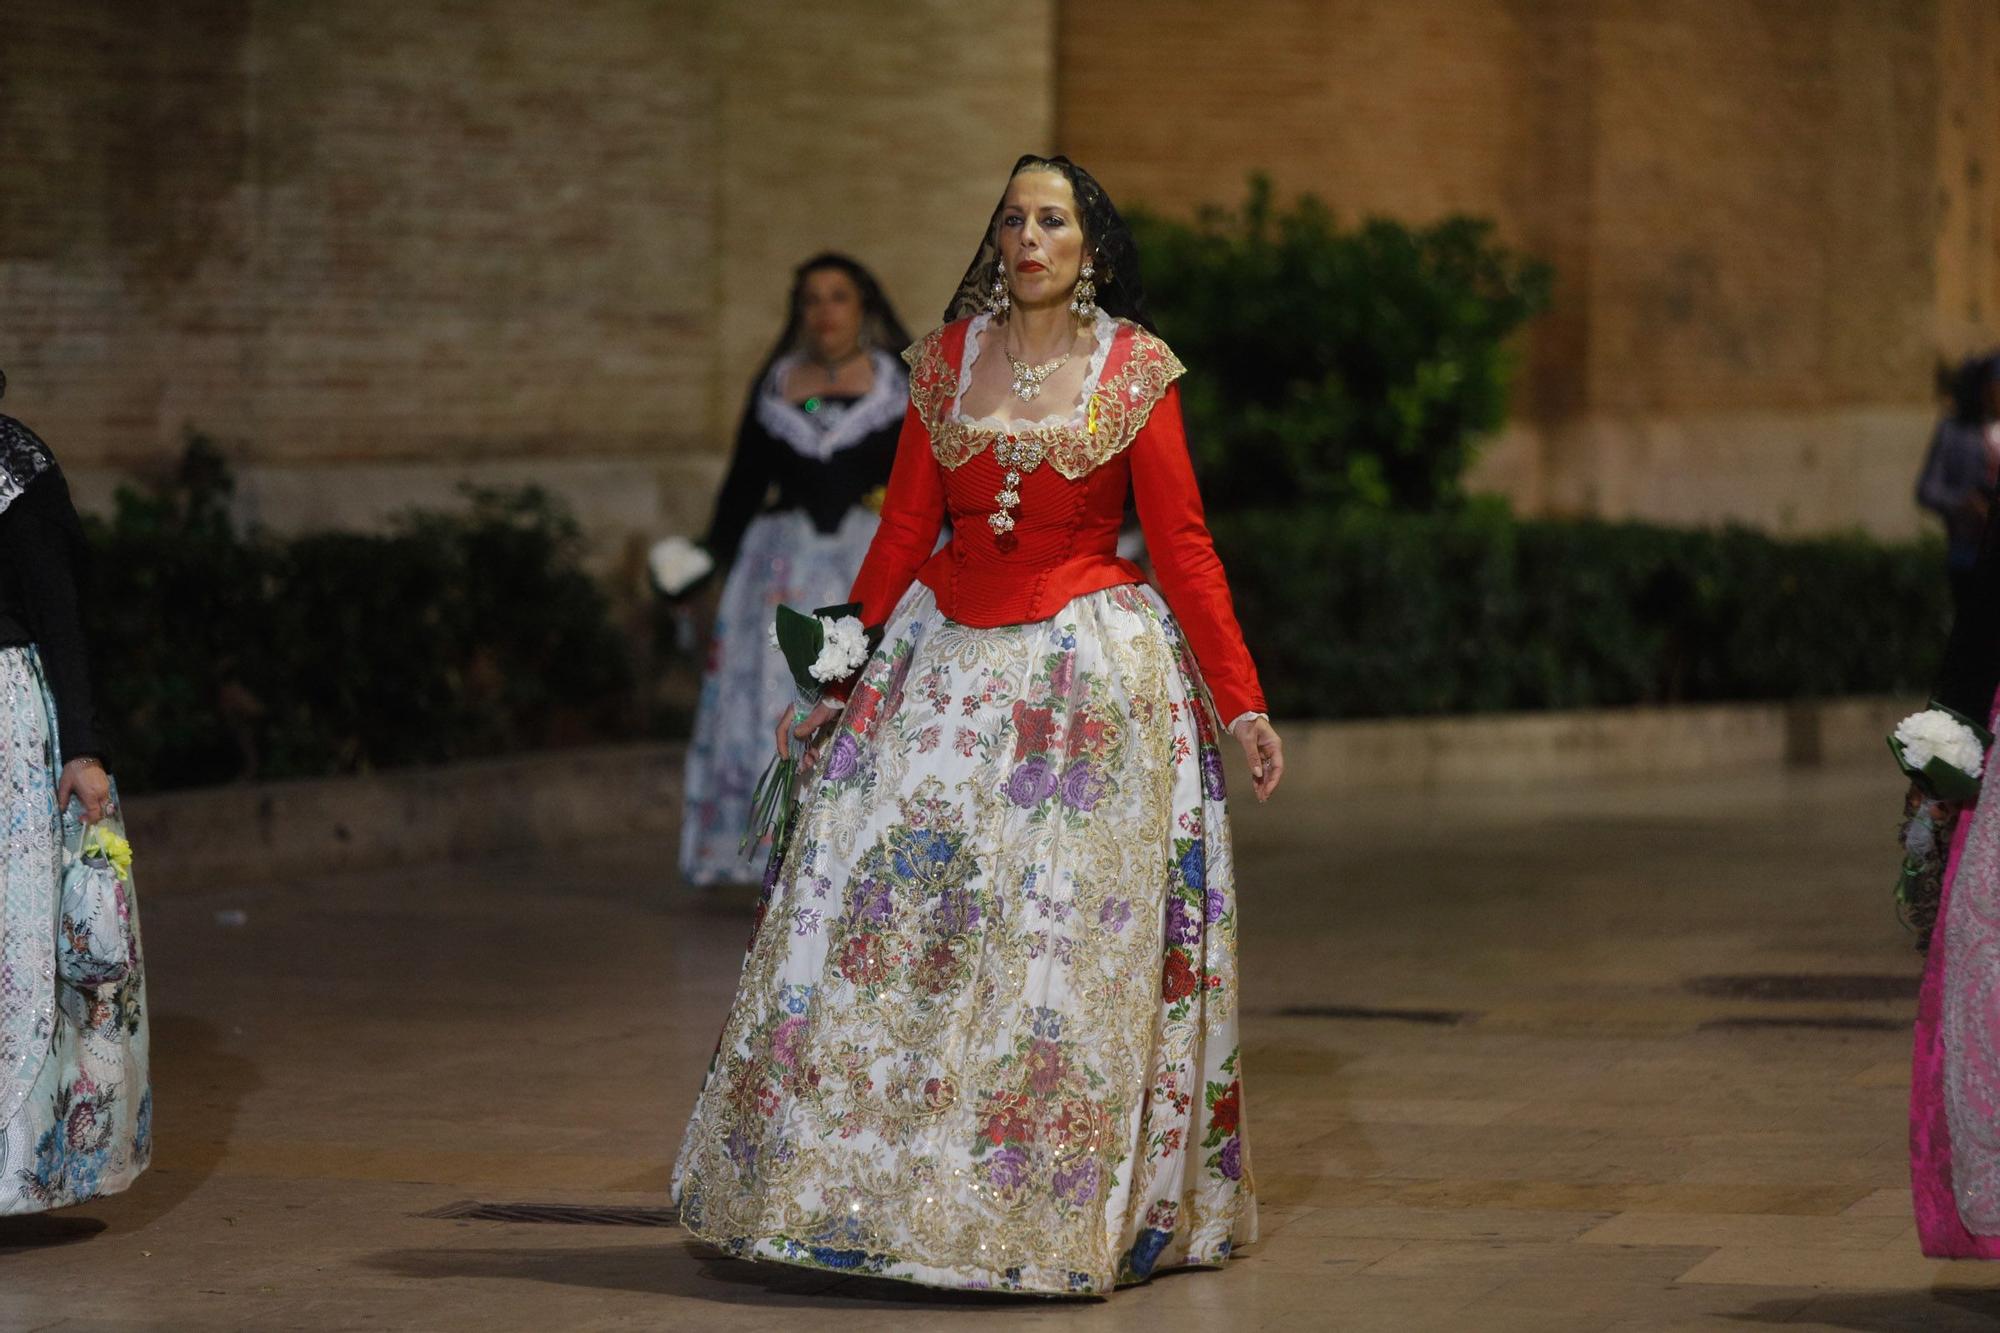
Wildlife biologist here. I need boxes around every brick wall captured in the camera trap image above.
[711,3,1055,409]
[7,1,1992,544]
[1059,0,2000,538]
[0,0,1052,551]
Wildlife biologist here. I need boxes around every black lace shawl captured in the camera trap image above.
[0,414,53,517]
[941,155,1154,331]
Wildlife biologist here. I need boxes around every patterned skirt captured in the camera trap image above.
[0,647,150,1216]
[671,582,1255,1294]
[681,508,881,886]
[1911,680,2000,1256]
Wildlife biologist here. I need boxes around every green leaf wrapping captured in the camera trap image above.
[1890,736,1985,804]
[772,601,866,698]
[749,601,870,867]
[773,605,827,698]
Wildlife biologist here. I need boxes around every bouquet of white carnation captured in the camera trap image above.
[1890,703,1995,950]
[809,616,868,684]
[1891,706,1990,802]
[744,602,877,859]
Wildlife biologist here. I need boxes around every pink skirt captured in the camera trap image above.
[1912,687,2000,1257]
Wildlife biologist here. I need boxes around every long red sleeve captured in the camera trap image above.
[830,319,1265,724]
[1129,385,1267,724]
[847,402,946,631]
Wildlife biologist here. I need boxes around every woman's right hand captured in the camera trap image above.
[775,700,840,760]
[58,757,112,824]
[1233,716,1285,802]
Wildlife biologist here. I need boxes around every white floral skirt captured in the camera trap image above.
[671,582,1255,1295]
[681,508,881,886]
[0,647,150,1216]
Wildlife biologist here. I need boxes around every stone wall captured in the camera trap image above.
[1058,0,2000,539]
[0,0,1051,559]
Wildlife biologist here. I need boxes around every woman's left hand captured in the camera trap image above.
[58,757,112,824]
[1233,717,1284,802]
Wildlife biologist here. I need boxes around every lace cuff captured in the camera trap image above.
[1227,711,1267,735]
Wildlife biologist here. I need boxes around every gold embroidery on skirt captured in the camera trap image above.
[673,587,1250,1287]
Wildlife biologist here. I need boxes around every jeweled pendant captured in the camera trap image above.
[991,439,1040,535]
[1005,350,1071,403]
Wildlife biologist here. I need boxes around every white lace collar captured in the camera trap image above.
[753,347,908,461]
[952,309,1118,431]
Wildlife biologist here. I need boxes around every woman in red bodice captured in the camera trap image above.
[672,156,1282,1295]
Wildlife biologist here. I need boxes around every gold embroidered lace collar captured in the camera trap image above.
[902,318,1187,481]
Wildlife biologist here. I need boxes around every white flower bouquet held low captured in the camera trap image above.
[1890,703,1995,950]
[1891,705,1992,803]
[647,535,714,598]
[743,601,878,859]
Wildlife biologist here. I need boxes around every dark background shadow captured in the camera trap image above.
[0,1214,107,1252]
[107,1011,260,1228]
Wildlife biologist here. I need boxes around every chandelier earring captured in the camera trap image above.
[1070,260,1098,320]
[988,262,1012,315]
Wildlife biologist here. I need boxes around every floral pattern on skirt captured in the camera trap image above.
[681,508,881,886]
[672,582,1255,1294]
[0,647,150,1215]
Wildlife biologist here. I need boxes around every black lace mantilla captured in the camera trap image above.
[0,415,53,517]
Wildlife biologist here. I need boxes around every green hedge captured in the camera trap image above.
[81,441,639,793]
[73,446,1953,793]
[1211,506,1951,719]
[1130,177,1551,513]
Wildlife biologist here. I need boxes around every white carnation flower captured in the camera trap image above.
[1895,709,1987,778]
[647,536,713,596]
[807,615,869,683]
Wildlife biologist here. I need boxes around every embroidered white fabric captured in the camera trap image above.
[753,348,908,462]
[0,649,59,1133]
[953,309,1117,431]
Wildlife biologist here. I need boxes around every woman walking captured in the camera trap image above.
[0,376,150,1214]
[680,255,913,886]
[672,157,1282,1294]
[1916,353,2000,614]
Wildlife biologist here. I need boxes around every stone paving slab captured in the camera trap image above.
[5,756,2000,1329]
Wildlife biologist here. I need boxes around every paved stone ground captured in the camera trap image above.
[5,756,1999,1330]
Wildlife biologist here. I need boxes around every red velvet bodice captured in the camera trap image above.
[845,317,1267,723]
